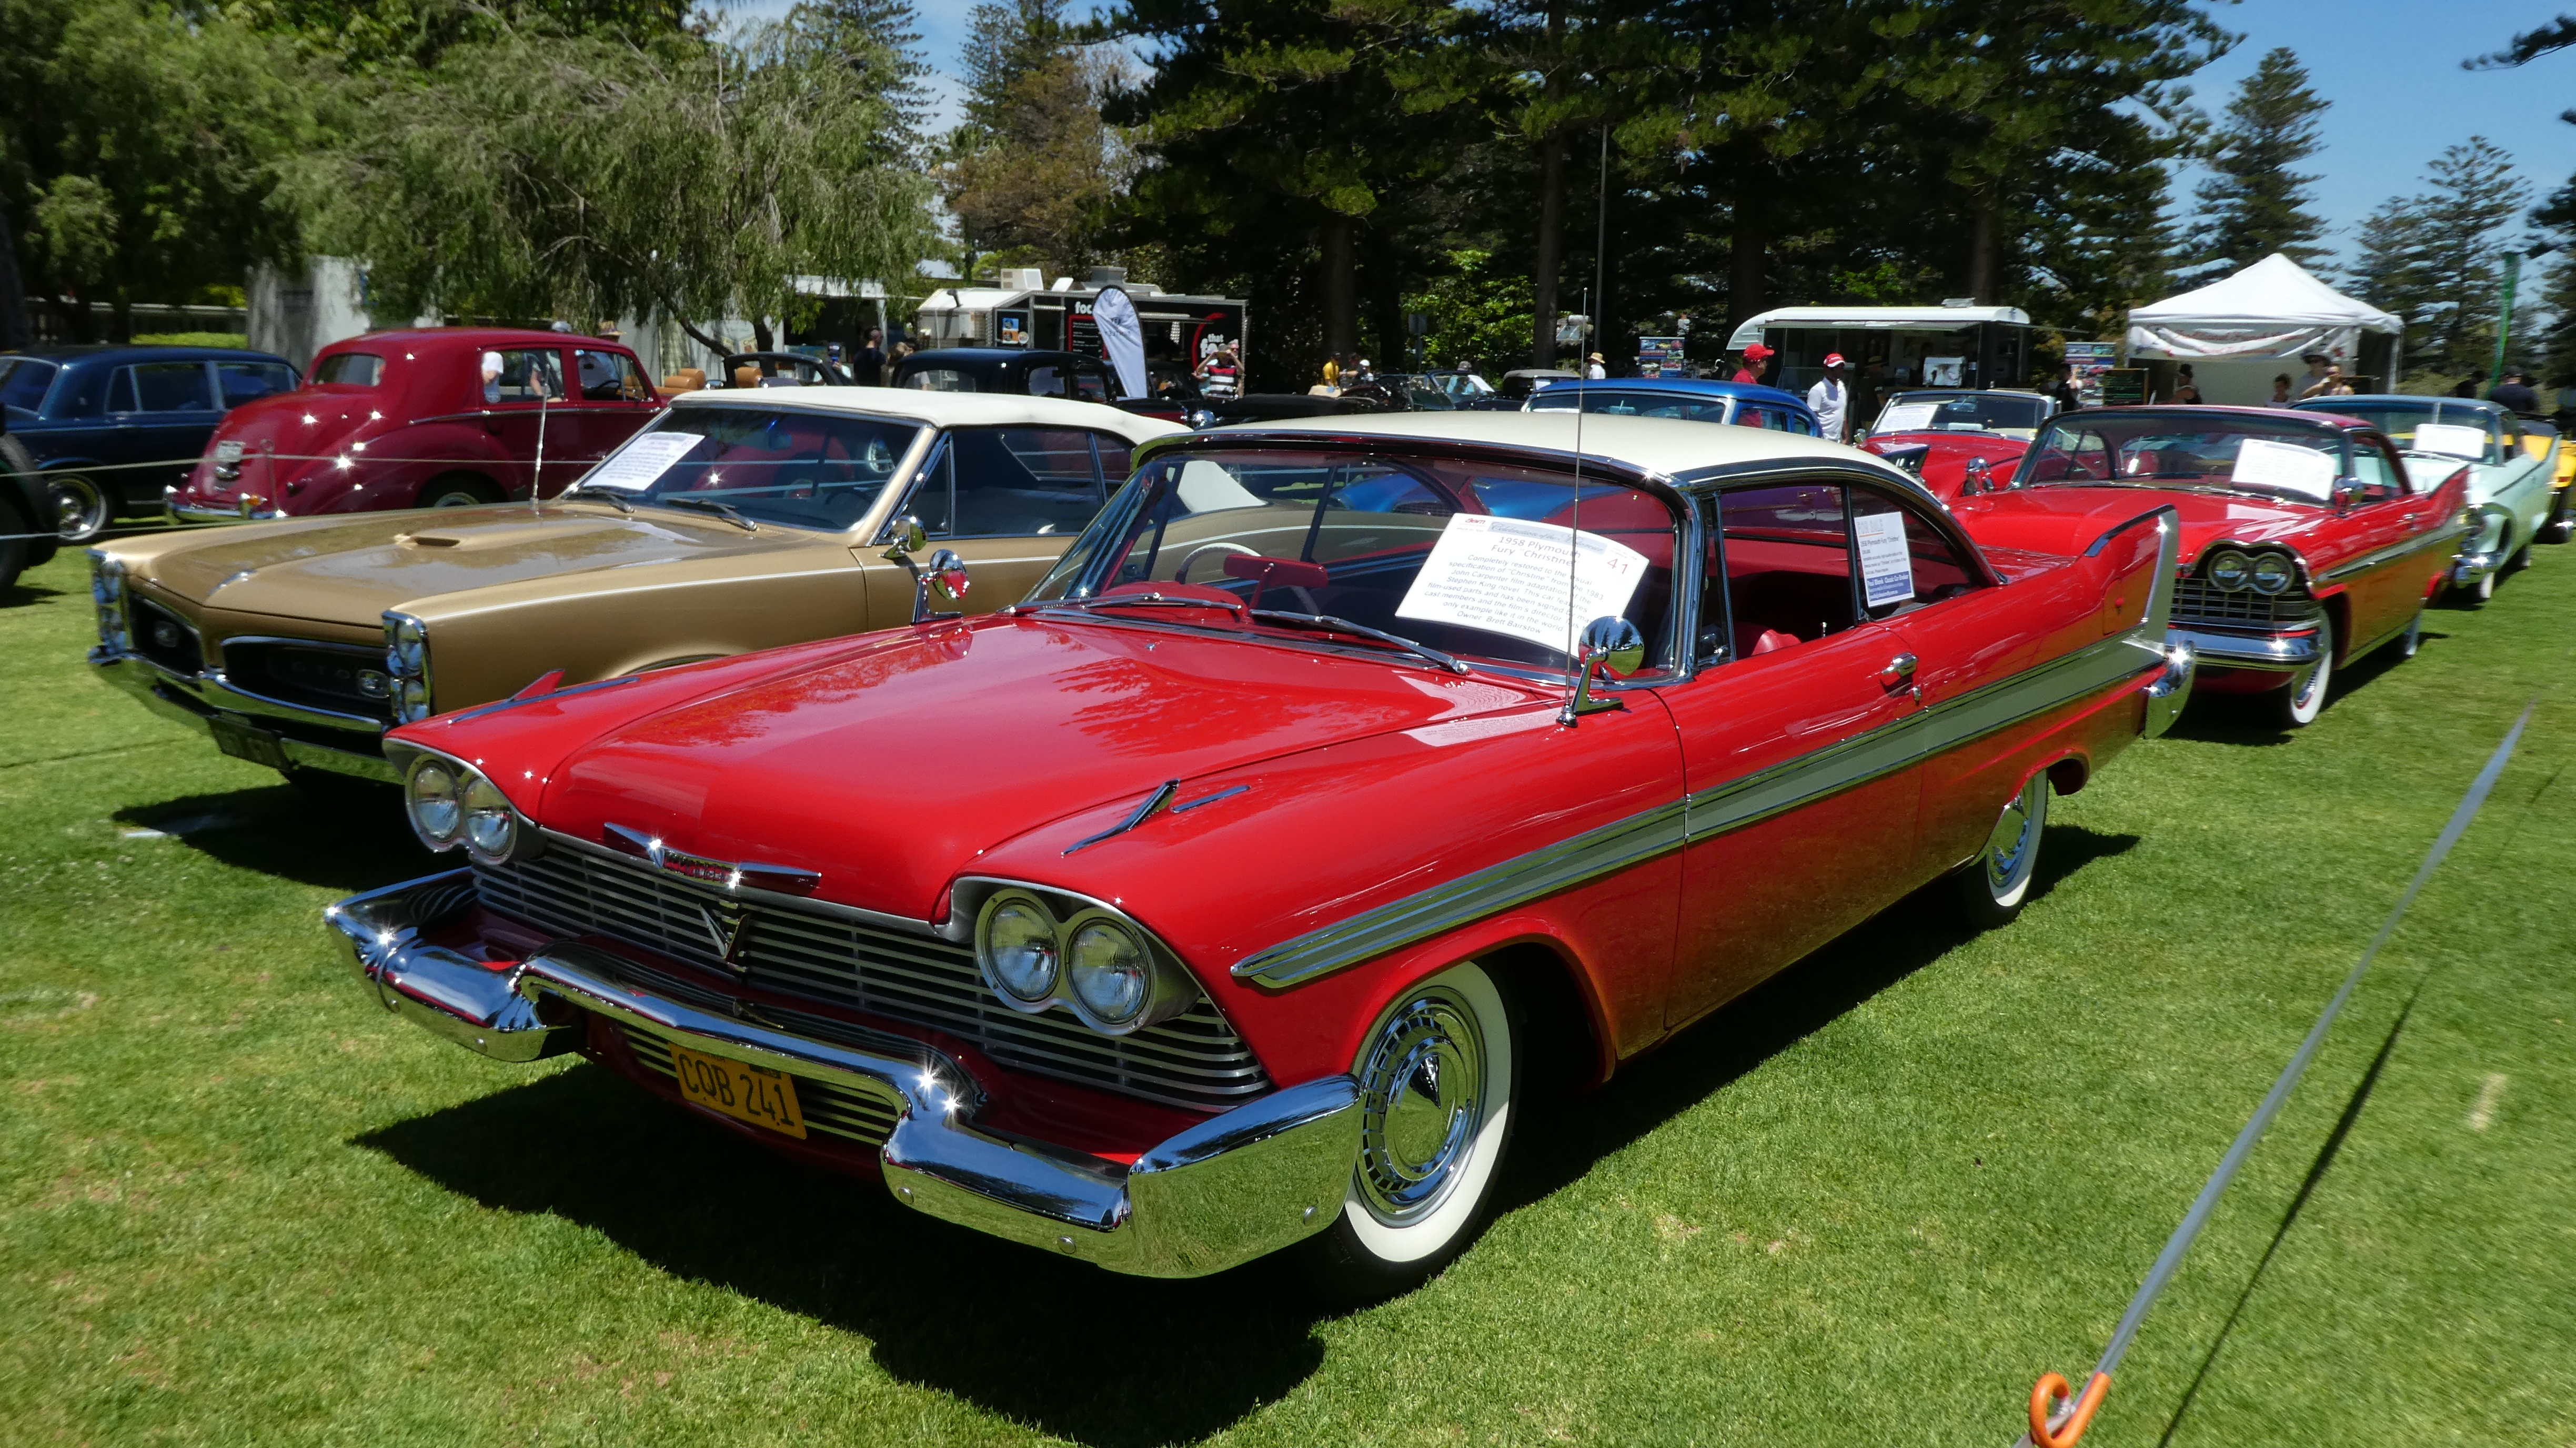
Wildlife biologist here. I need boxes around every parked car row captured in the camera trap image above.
[63,339,2537,1302]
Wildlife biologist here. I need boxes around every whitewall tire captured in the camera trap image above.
[1954,772,2047,928]
[1300,960,1517,1303]
[2282,614,2334,727]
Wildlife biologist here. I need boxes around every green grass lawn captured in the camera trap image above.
[4,539,2571,1446]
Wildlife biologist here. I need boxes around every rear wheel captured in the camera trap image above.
[2457,567,2495,606]
[2505,541,2533,576]
[420,475,502,509]
[49,471,112,543]
[1954,772,2048,929]
[1299,961,1518,1306]
[2283,614,2334,727]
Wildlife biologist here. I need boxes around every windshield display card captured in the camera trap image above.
[2410,422,2489,461]
[585,431,705,491]
[1876,403,1939,434]
[1396,512,1649,658]
[1855,511,1914,608]
[2229,437,2337,501]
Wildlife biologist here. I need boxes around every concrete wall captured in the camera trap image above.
[248,257,376,370]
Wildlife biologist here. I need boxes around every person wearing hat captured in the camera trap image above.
[1732,343,1773,385]
[1585,351,1606,379]
[2295,352,2337,400]
[1806,353,1852,442]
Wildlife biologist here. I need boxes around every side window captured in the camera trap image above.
[215,360,297,407]
[1850,487,1978,618]
[1024,365,1069,398]
[573,349,648,402]
[1096,436,1134,484]
[1071,367,1113,403]
[106,369,137,414]
[1700,482,1859,663]
[481,348,565,404]
[2350,440,2404,501]
[903,438,955,535]
[943,426,1106,536]
[133,362,215,412]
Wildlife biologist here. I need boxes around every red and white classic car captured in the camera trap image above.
[327,414,2190,1297]
[1950,406,2468,728]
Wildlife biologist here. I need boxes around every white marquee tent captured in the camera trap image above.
[2125,253,2404,404]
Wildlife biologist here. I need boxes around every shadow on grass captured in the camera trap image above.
[352,823,2138,1446]
[2,578,66,607]
[114,781,434,893]
[357,1068,1327,1448]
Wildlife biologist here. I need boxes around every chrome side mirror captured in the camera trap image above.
[2330,477,2363,513]
[1559,615,1646,725]
[913,547,969,623]
[1963,456,1992,495]
[881,513,926,561]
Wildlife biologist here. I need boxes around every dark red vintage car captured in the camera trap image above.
[1951,406,2468,728]
[167,328,660,521]
[1857,389,2055,501]
[327,414,2189,1297]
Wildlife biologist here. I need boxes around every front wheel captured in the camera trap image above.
[2283,614,2334,727]
[50,472,112,543]
[2456,567,2495,607]
[420,475,502,509]
[1298,961,1518,1306]
[1953,772,2048,929]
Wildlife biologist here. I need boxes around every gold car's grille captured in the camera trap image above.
[475,838,1272,1113]
[614,1023,901,1149]
[2173,577,2323,630]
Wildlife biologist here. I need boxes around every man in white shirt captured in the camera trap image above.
[1806,353,1852,441]
[1585,351,1607,379]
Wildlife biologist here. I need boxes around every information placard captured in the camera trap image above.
[2410,422,2490,460]
[1855,511,1914,608]
[2229,437,2337,501]
[1875,402,1939,434]
[585,431,703,491]
[1395,513,1648,658]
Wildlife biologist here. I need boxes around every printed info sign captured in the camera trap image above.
[1396,512,1649,658]
[1854,510,1914,608]
[586,431,703,490]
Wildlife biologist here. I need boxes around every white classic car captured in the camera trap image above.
[2295,395,2559,604]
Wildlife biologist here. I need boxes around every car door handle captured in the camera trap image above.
[1877,652,1918,688]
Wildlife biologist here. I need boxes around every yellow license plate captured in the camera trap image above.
[668,1041,807,1139]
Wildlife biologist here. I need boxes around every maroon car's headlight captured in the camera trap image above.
[968,883,1196,1035]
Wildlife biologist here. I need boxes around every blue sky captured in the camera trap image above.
[761,0,2576,274]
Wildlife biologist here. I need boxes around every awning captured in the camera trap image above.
[2125,254,2401,361]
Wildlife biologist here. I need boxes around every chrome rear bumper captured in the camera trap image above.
[2166,624,2320,673]
[326,872,1359,1278]
[90,647,398,782]
[2449,549,2502,588]
[163,485,279,525]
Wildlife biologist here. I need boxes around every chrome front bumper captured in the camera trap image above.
[90,647,398,782]
[2166,624,2321,674]
[326,872,1361,1278]
[163,485,279,525]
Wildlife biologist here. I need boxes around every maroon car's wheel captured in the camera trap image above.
[421,475,502,508]
[1954,772,2047,928]
[1299,961,1518,1305]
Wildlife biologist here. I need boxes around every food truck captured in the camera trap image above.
[911,268,1249,393]
[1725,304,2034,396]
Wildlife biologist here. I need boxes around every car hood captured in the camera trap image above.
[1954,485,2325,559]
[133,503,826,624]
[427,616,1553,921]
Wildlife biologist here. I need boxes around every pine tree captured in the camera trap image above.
[2347,138,2529,378]
[2189,47,2330,278]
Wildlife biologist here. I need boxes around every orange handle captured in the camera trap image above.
[2029,1371,2110,1448]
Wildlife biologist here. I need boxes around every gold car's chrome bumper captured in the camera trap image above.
[326,872,1360,1279]
[90,647,398,783]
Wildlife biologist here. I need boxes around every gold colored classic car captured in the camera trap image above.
[88,389,1184,788]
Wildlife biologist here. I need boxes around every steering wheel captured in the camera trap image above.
[1177,541,1261,585]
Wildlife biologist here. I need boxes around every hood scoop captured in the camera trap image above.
[397,519,632,552]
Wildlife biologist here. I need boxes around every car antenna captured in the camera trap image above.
[531,367,552,517]
[1562,379,1585,721]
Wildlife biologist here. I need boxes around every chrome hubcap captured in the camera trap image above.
[1356,988,1486,1226]
[1983,778,2041,897]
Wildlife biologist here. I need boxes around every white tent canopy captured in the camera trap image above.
[2126,253,2401,361]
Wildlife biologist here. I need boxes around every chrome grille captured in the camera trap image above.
[2172,577,2322,630]
[616,1023,901,1148]
[220,639,394,720]
[476,838,1272,1112]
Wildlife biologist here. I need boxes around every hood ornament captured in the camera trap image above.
[602,823,820,895]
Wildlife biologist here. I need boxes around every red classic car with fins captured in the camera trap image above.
[327,413,2191,1300]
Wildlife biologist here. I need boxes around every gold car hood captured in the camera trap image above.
[142,504,829,624]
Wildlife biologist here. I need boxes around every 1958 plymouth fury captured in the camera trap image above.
[89,390,1179,789]
[2290,395,2558,603]
[1952,406,2467,728]
[327,413,2190,1297]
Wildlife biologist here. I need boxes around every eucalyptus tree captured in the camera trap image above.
[298,3,934,353]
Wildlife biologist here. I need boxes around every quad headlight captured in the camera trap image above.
[2248,551,2296,595]
[2206,550,2253,591]
[970,886,1193,1034]
[400,750,538,864]
[384,611,433,722]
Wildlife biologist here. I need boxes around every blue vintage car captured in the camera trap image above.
[0,345,301,542]
[1518,375,1823,435]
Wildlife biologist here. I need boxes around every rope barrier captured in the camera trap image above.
[2019,697,2538,1447]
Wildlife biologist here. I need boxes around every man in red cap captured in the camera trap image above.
[1731,342,1773,385]
[1807,352,1852,441]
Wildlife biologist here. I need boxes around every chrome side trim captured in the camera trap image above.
[325,874,1359,1279]
[2318,515,2468,582]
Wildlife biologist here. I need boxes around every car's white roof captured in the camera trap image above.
[1726,305,2032,350]
[1195,409,1910,483]
[668,385,1186,444]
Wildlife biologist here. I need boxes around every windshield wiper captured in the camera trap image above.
[561,484,632,515]
[1026,591,1249,617]
[1248,610,1470,674]
[658,495,758,532]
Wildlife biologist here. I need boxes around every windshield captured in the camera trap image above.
[2298,399,2501,464]
[1530,388,1735,425]
[1026,448,1676,676]
[2015,414,2348,502]
[0,358,60,413]
[1871,391,2048,438]
[573,405,921,530]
